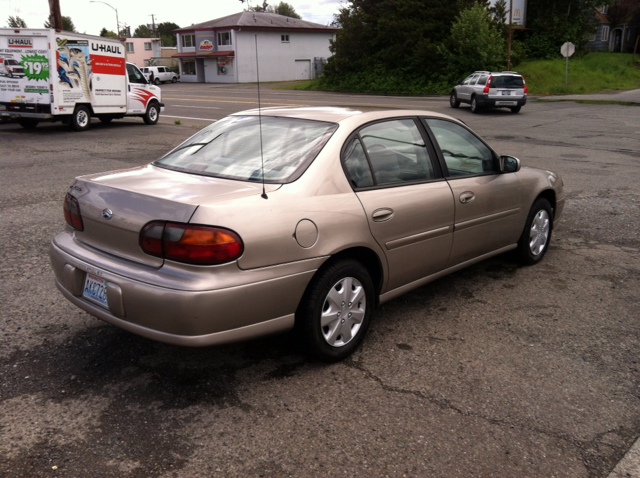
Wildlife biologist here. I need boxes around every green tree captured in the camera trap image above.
[268,2,302,18]
[6,15,27,28]
[441,3,505,76]
[157,22,180,46]
[99,27,117,37]
[44,15,76,32]
[133,24,153,37]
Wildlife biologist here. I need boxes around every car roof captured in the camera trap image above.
[231,106,461,125]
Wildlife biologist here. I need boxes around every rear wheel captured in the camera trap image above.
[450,91,460,108]
[296,259,374,362]
[517,198,553,265]
[17,118,39,129]
[98,116,113,123]
[143,102,159,125]
[511,106,522,113]
[70,105,91,131]
[470,96,480,114]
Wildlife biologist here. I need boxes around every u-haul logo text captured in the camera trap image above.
[8,37,33,48]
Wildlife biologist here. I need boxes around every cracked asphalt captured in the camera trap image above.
[1,89,639,477]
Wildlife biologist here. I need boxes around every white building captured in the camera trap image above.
[173,12,338,83]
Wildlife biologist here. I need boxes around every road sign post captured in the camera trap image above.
[561,42,576,86]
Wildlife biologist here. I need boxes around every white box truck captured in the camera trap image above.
[0,28,164,131]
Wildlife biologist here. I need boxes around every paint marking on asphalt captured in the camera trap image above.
[162,115,215,121]
[173,105,221,109]
[163,96,447,109]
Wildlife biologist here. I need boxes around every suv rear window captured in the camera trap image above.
[491,75,524,88]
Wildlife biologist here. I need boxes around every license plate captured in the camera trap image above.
[496,101,517,106]
[501,90,511,95]
[83,273,109,308]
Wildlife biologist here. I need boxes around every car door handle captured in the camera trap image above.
[372,208,394,222]
[459,191,475,204]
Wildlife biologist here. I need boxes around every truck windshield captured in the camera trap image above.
[154,115,338,183]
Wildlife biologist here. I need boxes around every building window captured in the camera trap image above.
[281,34,290,43]
[600,5,608,13]
[182,34,195,48]
[126,42,134,53]
[217,32,231,46]
[182,59,196,75]
[144,42,152,50]
[602,25,609,42]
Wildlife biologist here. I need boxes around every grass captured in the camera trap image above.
[517,52,640,95]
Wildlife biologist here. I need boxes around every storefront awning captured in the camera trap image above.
[172,51,235,58]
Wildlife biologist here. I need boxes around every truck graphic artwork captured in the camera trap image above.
[0,54,26,77]
[56,38,94,102]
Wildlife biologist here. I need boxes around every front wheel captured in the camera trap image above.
[296,259,374,362]
[171,76,177,83]
[154,77,160,85]
[71,105,91,131]
[517,198,553,265]
[143,103,159,125]
[450,92,460,108]
[470,96,480,114]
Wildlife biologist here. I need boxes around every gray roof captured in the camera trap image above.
[175,12,338,33]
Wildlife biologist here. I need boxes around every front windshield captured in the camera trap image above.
[155,115,338,183]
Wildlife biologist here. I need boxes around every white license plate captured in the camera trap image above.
[83,273,109,308]
[496,101,517,106]
[501,90,511,95]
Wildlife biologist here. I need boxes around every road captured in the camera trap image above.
[1,84,639,477]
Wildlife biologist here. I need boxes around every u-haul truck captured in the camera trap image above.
[0,28,164,131]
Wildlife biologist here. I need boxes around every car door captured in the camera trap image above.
[126,63,152,114]
[458,74,477,102]
[342,118,455,292]
[423,118,523,267]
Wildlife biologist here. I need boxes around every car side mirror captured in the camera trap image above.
[500,155,521,173]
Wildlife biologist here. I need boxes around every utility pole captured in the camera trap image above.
[507,0,513,70]
[150,14,157,37]
[48,0,63,30]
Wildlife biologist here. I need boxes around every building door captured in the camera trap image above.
[294,60,311,80]
[196,59,205,82]
[612,29,622,52]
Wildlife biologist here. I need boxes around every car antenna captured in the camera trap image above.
[255,35,268,200]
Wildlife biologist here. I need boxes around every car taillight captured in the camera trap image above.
[140,221,244,265]
[522,76,528,94]
[63,193,84,231]
[483,75,492,94]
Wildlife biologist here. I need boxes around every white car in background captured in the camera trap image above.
[141,66,178,85]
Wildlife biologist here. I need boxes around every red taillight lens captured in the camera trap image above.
[140,221,244,265]
[63,193,84,230]
[483,75,492,94]
[522,76,528,94]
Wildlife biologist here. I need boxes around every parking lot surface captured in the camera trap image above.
[1,85,639,477]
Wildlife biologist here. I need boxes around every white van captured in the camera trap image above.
[140,66,178,84]
[0,28,164,131]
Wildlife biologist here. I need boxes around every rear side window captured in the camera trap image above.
[477,75,488,85]
[491,75,524,88]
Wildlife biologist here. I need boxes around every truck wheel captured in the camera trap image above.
[143,103,159,125]
[171,76,177,83]
[18,119,39,129]
[71,106,91,131]
[98,116,113,123]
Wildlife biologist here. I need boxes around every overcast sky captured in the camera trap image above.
[2,0,342,35]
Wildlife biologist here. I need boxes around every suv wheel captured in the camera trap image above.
[470,96,480,114]
[510,106,521,113]
[450,92,460,108]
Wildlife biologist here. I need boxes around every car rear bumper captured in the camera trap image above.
[477,96,527,108]
[50,235,320,346]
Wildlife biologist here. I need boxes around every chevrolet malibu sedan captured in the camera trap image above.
[50,107,565,361]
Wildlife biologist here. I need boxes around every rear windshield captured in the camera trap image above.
[154,115,338,183]
[491,75,524,88]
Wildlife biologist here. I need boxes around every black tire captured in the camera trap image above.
[511,106,522,113]
[517,198,553,265]
[17,118,39,129]
[450,91,460,108]
[8,71,13,78]
[143,102,159,125]
[171,76,177,83]
[470,96,480,114]
[154,77,160,85]
[296,259,374,362]
[98,116,113,123]
[70,105,91,131]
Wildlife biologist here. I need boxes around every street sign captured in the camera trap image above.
[561,42,575,58]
